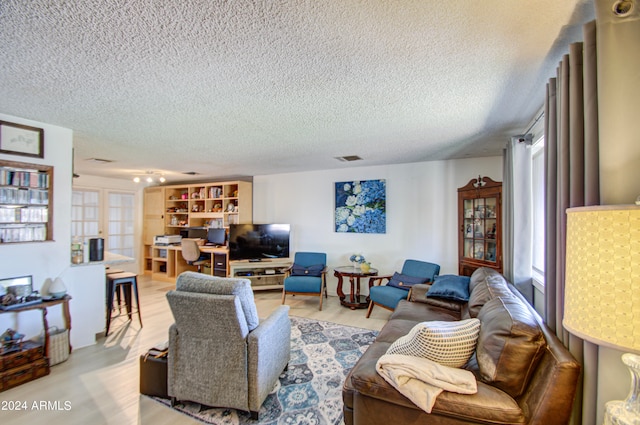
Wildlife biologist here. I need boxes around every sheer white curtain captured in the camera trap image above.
[502,138,533,302]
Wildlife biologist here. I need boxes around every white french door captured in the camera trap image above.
[72,188,135,259]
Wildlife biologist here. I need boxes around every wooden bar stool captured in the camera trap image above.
[105,272,142,336]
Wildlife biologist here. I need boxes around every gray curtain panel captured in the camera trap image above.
[544,20,599,425]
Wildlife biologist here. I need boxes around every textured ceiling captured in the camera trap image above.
[0,0,594,183]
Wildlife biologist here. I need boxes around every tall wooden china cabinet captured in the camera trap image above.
[458,176,502,276]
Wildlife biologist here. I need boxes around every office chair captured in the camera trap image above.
[181,238,209,273]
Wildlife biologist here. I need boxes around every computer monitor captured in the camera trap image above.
[206,228,226,246]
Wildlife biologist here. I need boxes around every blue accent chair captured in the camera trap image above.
[366,259,440,318]
[282,252,328,310]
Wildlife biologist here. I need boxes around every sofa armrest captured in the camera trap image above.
[408,283,432,302]
[247,305,291,411]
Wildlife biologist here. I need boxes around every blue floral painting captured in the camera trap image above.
[335,179,386,233]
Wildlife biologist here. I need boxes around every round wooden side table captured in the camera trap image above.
[333,266,379,309]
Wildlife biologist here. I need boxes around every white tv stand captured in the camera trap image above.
[229,258,292,291]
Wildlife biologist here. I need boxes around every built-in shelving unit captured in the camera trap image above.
[0,160,53,243]
[163,181,252,233]
[141,180,252,278]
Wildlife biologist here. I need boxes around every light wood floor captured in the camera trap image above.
[1,275,390,425]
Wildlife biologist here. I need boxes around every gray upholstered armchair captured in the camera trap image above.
[166,272,291,419]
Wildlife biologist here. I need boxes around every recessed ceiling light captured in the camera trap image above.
[612,0,634,16]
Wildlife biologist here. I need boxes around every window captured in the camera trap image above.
[72,188,136,259]
[531,137,545,287]
[108,192,135,257]
[71,189,100,245]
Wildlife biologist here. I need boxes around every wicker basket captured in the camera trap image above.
[47,327,70,366]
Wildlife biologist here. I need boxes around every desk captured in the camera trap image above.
[0,296,72,358]
[151,245,228,282]
[334,266,378,309]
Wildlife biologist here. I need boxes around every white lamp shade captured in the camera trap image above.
[49,277,67,298]
[563,205,640,353]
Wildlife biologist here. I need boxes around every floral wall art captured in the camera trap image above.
[334,179,386,233]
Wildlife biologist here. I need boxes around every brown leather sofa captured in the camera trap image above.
[343,267,580,425]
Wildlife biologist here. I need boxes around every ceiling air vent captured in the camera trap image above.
[182,171,199,175]
[85,158,113,164]
[335,155,363,162]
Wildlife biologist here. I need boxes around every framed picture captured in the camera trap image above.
[0,121,44,158]
[335,179,386,233]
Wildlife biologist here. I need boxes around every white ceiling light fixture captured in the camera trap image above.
[133,170,166,184]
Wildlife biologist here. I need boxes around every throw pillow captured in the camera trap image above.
[386,318,481,368]
[386,272,429,291]
[291,264,324,277]
[427,275,471,302]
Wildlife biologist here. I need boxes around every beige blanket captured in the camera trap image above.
[376,354,477,413]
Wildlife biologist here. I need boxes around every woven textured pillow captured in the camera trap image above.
[386,318,481,367]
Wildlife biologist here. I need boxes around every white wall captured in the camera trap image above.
[253,156,502,295]
[0,113,104,349]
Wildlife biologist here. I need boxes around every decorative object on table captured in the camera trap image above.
[1,328,25,354]
[350,254,366,271]
[48,277,67,298]
[71,238,84,264]
[564,205,640,425]
[1,274,33,298]
[0,120,44,158]
[149,316,378,425]
[0,275,44,309]
[335,179,386,233]
[360,261,371,273]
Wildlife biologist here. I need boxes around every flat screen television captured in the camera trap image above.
[228,224,290,261]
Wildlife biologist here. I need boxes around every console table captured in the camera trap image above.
[0,295,72,358]
[334,266,378,309]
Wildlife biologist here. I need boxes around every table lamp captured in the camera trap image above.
[564,205,640,425]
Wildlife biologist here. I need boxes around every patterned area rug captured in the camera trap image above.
[151,316,378,425]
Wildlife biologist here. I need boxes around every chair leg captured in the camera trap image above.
[131,276,143,328]
[366,300,374,318]
[281,289,286,305]
[318,292,323,311]
[105,278,115,336]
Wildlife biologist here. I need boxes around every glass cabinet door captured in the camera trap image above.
[461,196,498,264]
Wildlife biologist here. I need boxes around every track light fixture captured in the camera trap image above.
[133,171,166,184]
